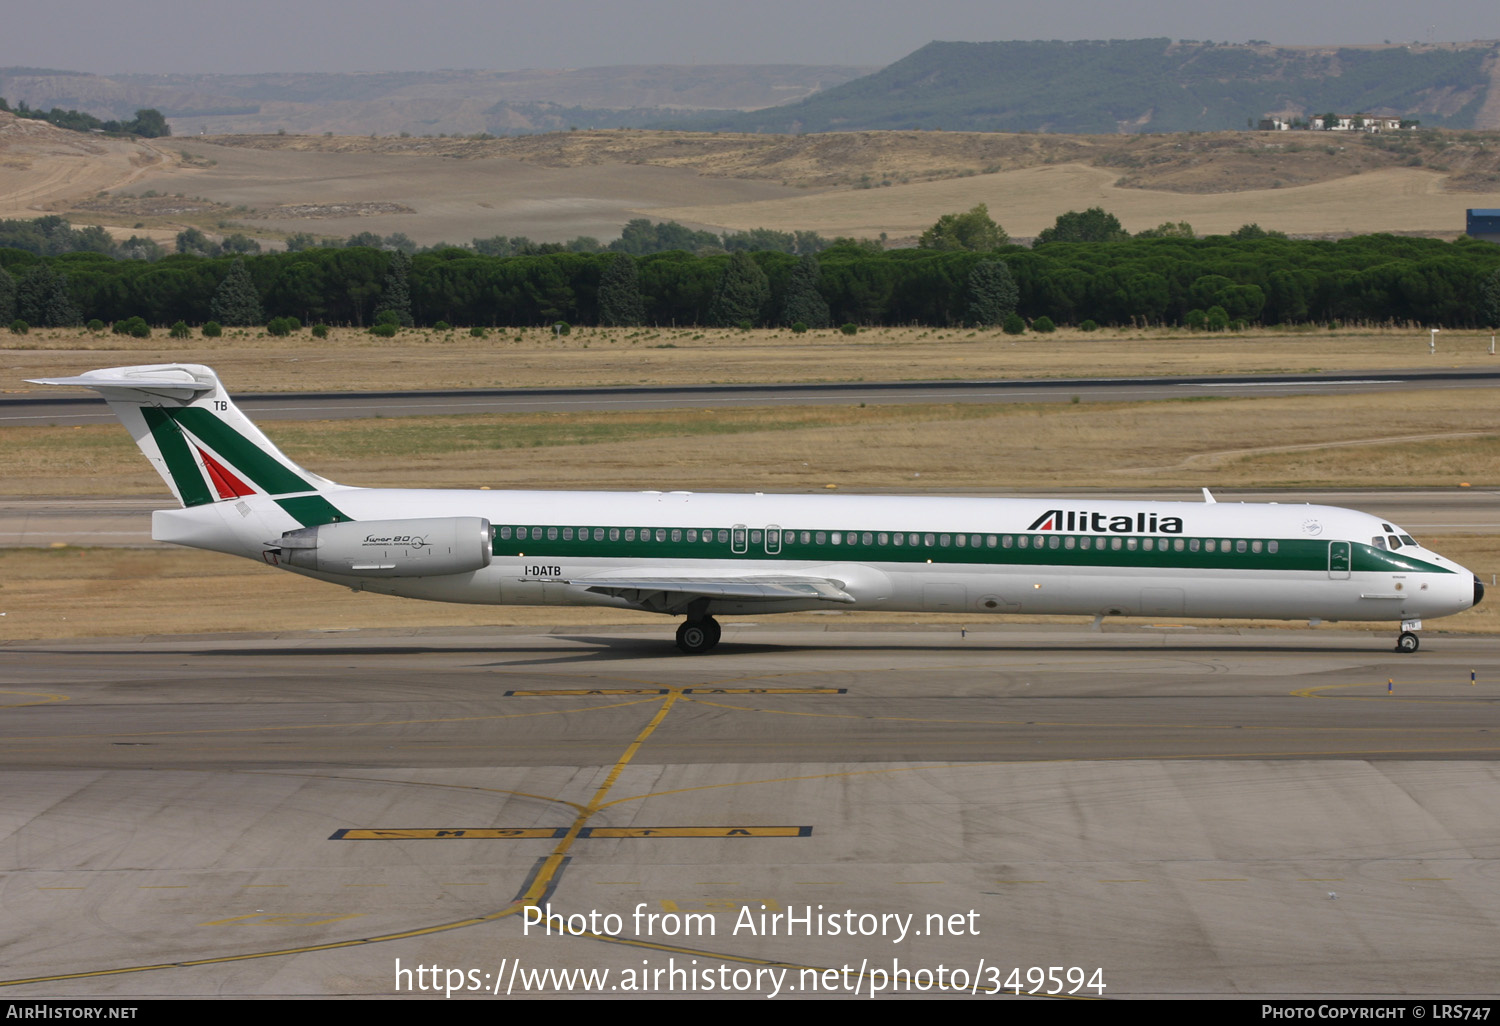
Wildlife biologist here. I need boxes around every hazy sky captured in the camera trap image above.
[5,0,1498,75]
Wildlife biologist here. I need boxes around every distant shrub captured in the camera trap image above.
[433,320,451,331]
[311,324,329,339]
[1078,319,1099,332]
[169,320,190,338]
[373,309,401,327]
[266,316,300,336]
[790,321,808,334]
[9,318,27,335]
[369,322,398,337]
[1032,315,1056,333]
[1184,309,1207,330]
[469,326,487,338]
[1001,313,1026,335]
[1206,305,1230,331]
[840,322,858,335]
[86,318,104,332]
[112,316,150,338]
[202,321,222,338]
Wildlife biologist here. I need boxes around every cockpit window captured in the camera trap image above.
[1400,535,1416,547]
[1388,535,1401,550]
[1372,536,1387,550]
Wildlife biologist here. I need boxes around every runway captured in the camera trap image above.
[7,367,1500,426]
[4,624,1500,998]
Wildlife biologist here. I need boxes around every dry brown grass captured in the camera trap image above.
[5,388,1498,497]
[651,164,1500,240]
[7,323,1499,396]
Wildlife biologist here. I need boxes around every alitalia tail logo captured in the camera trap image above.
[1027,509,1184,534]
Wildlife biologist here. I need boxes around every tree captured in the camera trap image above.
[707,252,770,327]
[1036,207,1129,245]
[16,263,79,327]
[597,253,645,327]
[221,234,261,255]
[125,109,170,138]
[210,258,263,326]
[374,250,414,327]
[1135,221,1195,239]
[966,260,1018,326]
[780,254,830,328]
[1481,268,1500,328]
[0,265,13,323]
[918,204,1008,251]
[176,227,221,258]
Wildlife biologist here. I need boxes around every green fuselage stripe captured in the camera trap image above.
[141,407,214,507]
[493,527,1451,575]
[275,494,349,527]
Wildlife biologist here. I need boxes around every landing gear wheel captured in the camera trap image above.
[1396,631,1420,653]
[676,616,720,654]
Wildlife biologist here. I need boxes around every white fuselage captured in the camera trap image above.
[152,486,1478,625]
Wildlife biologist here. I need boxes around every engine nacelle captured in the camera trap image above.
[277,517,492,577]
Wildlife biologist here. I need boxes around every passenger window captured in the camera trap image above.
[1189,538,1200,552]
[671,529,682,542]
[986,535,997,548]
[717,530,729,544]
[750,530,762,544]
[609,528,620,541]
[878,533,888,545]
[939,534,950,547]
[1064,536,1076,549]
[893,533,904,546]
[625,529,636,542]
[1142,538,1154,551]
[1080,536,1091,550]
[1018,535,1029,549]
[1174,538,1185,552]
[1002,535,1013,548]
[547,527,558,541]
[563,528,573,541]
[655,529,666,543]
[815,532,826,544]
[687,529,696,542]
[1251,540,1262,553]
[1268,540,1278,553]
[1235,540,1247,553]
[1111,537,1122,551]
[955,534,966,547]
[925,534,936,547]
[1048,536,1060,549]
[863,532,874,546]
[1126,538,1138,551]
[499,526,512,540]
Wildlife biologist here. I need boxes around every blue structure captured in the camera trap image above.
[1468,209,1500,243]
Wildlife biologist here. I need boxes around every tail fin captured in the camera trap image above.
[27,364,340,507]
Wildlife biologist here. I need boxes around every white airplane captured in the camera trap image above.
[32,363,1483,654]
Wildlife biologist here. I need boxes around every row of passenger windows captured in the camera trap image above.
[497,524,1280,555]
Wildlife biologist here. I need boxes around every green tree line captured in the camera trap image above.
[3,233,1499,330]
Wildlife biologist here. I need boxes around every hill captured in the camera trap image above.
[0,65,873,138]
[668,38,1500,135]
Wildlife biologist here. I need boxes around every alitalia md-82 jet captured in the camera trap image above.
[33,364,1484,654]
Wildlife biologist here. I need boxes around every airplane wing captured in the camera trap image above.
[568,572,856,611]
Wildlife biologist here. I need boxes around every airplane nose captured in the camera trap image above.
[1476,576,1486,608]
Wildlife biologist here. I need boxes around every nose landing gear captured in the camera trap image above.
[1395,631,1420,653]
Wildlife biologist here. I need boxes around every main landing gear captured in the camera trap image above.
[675,616,722,654]
[1395,631,1420,654]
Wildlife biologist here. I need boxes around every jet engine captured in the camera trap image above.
[275,517,492,577]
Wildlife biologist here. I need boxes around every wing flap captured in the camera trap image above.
[570,573,856,606]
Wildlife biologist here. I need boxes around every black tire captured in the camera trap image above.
[1396,631,1420,653]
[676,620,712,654]
[702,616,721,649]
